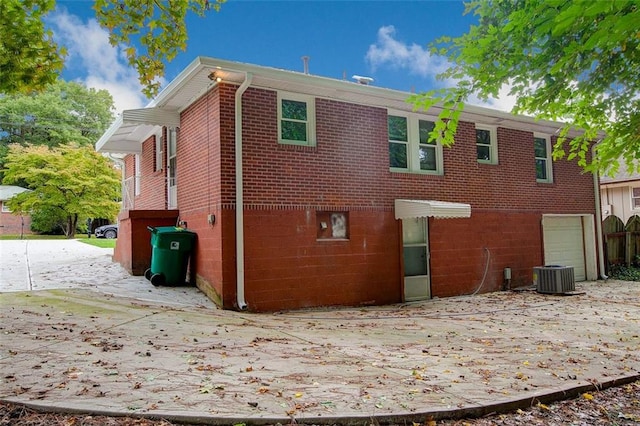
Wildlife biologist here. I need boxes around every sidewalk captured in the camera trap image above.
[1,240,639,424]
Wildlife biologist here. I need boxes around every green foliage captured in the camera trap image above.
[1,1,225,98]
[2,144,121,238]
[94,0,226,97]
[30,204,66,234]
[0,80,114,147]
[0,0,65,94]
[0,80,114,180]
[411,0,640,174]
[608,264,640,281]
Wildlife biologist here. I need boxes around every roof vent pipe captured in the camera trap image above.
[301,56,309,74]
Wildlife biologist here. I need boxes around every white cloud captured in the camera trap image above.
[47,9,148,113]
[467,84,518,113]
[366,25,449,80]
[367,25,517,112]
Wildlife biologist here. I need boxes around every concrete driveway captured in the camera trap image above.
[0,239,215,308]
[0,239,639,424]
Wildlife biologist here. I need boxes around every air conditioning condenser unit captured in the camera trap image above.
[533,265,575,294]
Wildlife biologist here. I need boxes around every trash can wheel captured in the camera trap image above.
[144,268,152,281]
[150,273,165,286]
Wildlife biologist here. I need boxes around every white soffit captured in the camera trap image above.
[394,199,471,219]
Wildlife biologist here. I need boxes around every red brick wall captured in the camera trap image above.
[236,89,593,211]
[113,209,179,275]
[240,208,400,311]
[171,86,231,306]
[125,83,596,311]
[429,211,543,297]
[0,210,32,235]
[131,134,166,210]
[123,155,134,180]
[225,87,594,310]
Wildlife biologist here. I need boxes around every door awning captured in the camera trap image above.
[394,199,471,219]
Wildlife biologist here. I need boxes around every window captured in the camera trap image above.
[278,92,315,146]
[388,115,408,169]
[534,134,553,182]
[388,112,443,174]
[154,130,163,172]
[418,119,438,171]
[476,125,497,164]
[632,187,640,209]
[1,202,10,213]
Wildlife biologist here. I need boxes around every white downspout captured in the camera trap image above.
[592,141,608,279]
[235,72,253,310]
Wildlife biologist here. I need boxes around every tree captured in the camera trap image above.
[95,0,226,97]
[410,0,640,174]
[1,0,226,98]
[2,144,121,238]
[0,80,114,180]
[0,0,65,94]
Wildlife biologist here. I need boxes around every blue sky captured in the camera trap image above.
[48,1,514,113]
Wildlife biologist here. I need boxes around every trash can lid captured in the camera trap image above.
[148,226,196,234]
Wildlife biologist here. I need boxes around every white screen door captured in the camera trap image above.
[402,217,430,301]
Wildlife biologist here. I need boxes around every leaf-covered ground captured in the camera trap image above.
[2,380,638,425]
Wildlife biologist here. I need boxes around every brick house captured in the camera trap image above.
[0,185,32,236]
[97,57,603,312]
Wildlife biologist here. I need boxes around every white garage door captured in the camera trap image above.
[542,216,586,281]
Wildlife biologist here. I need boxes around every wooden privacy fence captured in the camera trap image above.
[603,215,640,270]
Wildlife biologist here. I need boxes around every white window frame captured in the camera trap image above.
[388,111,444,175]
[534,133,553,183]
[154,129,163,172]
[277,92,316,146]
[134,154,141,196]
[167,128,178,209]
[1,202,10,213]
[476,124,498,165]
[631,187,640,210]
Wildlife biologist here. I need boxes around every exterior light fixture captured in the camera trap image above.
[208,71,222,83]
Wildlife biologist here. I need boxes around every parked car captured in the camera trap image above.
[95,224,118,239]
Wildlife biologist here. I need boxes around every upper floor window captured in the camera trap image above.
[418,119,438,172]
[534,134,553,183]
[278,92,315,146]
[476,125,497,164]
[632,187,640,209]
[388,115,408,169]
[1,202,10,213]
[388,112,443,174]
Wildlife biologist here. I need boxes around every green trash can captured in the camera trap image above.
[144,226,196,286]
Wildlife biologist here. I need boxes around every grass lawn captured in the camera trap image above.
[0,234,69,240]
[77,238,116,249]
